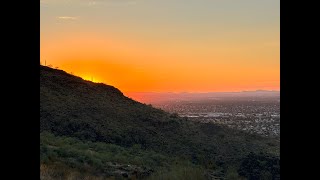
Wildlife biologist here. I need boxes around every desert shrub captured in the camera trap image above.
[225,167,246,180]
[238,152,280,180]
[40,132,175,177]
[148,162,206,180]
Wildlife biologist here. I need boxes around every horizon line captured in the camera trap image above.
[124,90,280,94]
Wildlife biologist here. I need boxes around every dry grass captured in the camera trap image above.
[40,163,110,180]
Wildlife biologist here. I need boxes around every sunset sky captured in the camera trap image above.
[40,0,280,93]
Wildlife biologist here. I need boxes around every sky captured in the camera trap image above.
[40,0,280,93]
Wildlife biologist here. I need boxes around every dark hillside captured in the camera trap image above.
[40,65,279,179]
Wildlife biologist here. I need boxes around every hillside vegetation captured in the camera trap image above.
[40,65,279,179]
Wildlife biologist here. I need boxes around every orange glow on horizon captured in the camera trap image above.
[80,75,102,83]
[44,60,279,93]
[41,32,279,93]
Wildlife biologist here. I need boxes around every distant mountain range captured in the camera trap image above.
[125,90,280,104]
[40,65,279,179]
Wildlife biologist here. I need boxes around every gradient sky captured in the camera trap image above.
[40,0,280,93]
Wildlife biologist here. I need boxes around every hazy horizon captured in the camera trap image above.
[124,89,280,93]
[124,89,280,103]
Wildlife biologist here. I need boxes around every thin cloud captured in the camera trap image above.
[82,0,139,7]
[57,16,78,20]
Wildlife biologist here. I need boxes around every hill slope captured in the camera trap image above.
[40,65,279,179]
